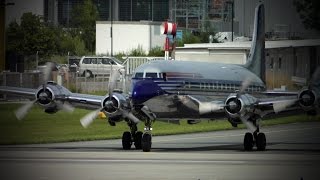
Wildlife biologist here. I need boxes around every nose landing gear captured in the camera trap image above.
[243,118,266,151]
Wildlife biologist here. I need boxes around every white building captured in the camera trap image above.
[96,21,166,55]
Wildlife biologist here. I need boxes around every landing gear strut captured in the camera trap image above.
[243,118,266,151]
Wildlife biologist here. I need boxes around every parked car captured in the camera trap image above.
[78,56,124,78]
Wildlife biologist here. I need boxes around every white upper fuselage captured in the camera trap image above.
[131,60,266,104]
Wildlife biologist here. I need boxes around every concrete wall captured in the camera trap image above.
[5,0,44,26]
[96,21,165,55]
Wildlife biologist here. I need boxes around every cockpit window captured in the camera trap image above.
[145,72,158,78]
[135,72,144,78]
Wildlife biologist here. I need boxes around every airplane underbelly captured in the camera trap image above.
[143,95,225,119]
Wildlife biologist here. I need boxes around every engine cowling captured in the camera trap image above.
[101,92,129,117]
[298,89,318,112]
[225,93,257,119]
[35,82,72,113]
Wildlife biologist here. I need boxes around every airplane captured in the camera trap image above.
[0,3,319,152]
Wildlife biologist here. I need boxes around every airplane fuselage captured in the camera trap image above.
[131,60,267,119]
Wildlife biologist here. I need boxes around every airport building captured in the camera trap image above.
[3,0,320,91]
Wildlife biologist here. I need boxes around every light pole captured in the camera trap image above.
[110,0,113,57]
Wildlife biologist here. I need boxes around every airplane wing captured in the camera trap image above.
[0,85,104,110]
[0,86,36,99]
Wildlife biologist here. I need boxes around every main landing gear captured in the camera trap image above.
[121,121,144,150]
[121,106,155,152]
[121,120,153,152]
[243,118,266,151]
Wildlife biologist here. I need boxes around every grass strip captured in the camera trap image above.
[0,103,318,144]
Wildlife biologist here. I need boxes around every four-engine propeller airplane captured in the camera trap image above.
[0,4,319,152]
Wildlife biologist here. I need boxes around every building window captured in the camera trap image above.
[278,57,282,70]
[270,57,274,69]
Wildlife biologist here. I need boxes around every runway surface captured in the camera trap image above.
[1,121,320,180]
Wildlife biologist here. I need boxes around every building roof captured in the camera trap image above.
[179,39,320,50]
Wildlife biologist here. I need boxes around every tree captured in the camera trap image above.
[6,12,58,57]
[294,0,320,31]
[71,0,99,53]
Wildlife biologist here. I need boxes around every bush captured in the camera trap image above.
[148,46,164,56]
[129,45,146,56]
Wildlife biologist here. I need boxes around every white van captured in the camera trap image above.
[79,56,124,77]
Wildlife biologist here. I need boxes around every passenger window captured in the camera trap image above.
[135,72,143,78]
[162,73,167,81]
[97,58,102,64]
[102,58,110,64]
[91,58,97,64]
[109,59,117,65]
[145,72,158,78]
[83,58,91,64]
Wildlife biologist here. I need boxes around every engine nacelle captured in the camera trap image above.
[298,89,318,112]
[101,92,129,117]
[225,93,257,119]
[35,81,72,113]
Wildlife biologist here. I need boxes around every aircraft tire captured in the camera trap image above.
[141,133,152,152]
[244,132,254,151]
[256,133,266,151]
[134,131,143,149]
[122,131,132,150]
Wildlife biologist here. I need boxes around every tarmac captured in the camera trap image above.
[0,121,320,180]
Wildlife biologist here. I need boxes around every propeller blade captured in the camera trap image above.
[57,101,75,113]
[43,62,55,82]
[273,99,297,113]
[108,68,125,97]
[240,115,256,132]
[199,101,224,115]
[15,100,37,121]
[80,109,101,128]
[240,77,253,94]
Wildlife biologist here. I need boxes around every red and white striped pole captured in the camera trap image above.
[161,21,177,60]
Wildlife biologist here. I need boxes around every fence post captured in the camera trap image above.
[20,73,23,87]
[3,72,6,100]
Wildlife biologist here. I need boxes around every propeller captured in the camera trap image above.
[273,99,297,114]
[80,109,103,128]
[239,115,256,132]
[56,101,75,113]
[15,100,38,121]
[239,77,254,95]
[79,66,138,128]
[199,101,224,115]
[273,66,320,114]
[43,62,55,83]
[14,62,56,121]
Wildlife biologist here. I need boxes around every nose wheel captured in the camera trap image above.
[243,117,266,151]
[243,132,266,151]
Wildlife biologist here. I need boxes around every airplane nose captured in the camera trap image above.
[132,80,164,104]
